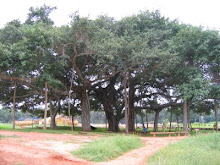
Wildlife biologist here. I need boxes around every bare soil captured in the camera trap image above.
[0,130,186,165]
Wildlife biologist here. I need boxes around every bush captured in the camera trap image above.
[213,122,217,128]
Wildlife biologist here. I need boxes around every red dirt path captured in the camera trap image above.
[0,130,186,165]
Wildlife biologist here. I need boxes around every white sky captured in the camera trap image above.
[0,0,220,30]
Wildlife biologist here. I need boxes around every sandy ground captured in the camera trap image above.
[0,130,186,165]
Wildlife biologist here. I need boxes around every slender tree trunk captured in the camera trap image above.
[72,107,75,130]
[146,110,149,128]
[49,98,55,129]
[81,88,91,131]
[169,108,173,132]
[154,110,160,132]
[183,101,188,132]
[140,110,145,128]
[128,83,135,132]
[123,72,129,134]
[68,69,74,131]
[214,99,219,132]
[135,114,137,129]
[12,82,17,129]
[43,81,48,130]
[176,115,179,131]
[187,108,192,129]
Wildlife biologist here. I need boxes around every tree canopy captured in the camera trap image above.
[0,5,219,132]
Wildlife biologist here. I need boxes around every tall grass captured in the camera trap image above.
[148,133,220,165]
[73,135,143,162]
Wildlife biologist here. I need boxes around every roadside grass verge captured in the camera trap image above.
[147,133,220,165]
[72,135,143,162]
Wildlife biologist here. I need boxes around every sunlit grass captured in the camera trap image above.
[73,135,143,162]
[147,133,220,165]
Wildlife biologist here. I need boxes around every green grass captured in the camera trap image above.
[147,133,220,165]
[73,135,143,162]
[0,123,217,138]
[0,123,126,136]
[0,133,19,139]
[0,123,12,129]
[0,123,84,134]
[0,123,117,136]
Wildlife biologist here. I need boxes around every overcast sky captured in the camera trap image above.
[0,0,220,30]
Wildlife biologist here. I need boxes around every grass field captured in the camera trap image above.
[0,123,216,137]
[0,123,121,137]
[147,133,220,165]
[73,135,143,162]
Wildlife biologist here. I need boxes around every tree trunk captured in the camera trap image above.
[146,110,149,128]
[50,114,57,129]
[176,115,179,131]
[49,97,60,130]
[49,98,55,129]
[104,103,120,132]
[128,83,135,132]
[154,110,160,132]
[183,101,188,132]
[140,110,145,128]
[107,115,119,132]
[12,82,17,129]
[43,81,48,130]
[187,108,191,129]
[169,108,173,132]
[107,114,120,132]
[93,73,122,132]
[214,99,219,132]
[68,69,74,131]
[72,107,75,130]
[123,72,129,134]
[80,88,91,131]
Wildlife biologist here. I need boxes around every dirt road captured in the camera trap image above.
[0,130,186,165]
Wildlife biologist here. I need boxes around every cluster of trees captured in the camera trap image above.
[0,5,219,132]
[0,107,33,123]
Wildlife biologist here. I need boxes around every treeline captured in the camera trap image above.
[0,5,219,132]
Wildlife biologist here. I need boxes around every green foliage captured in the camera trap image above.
[176,74,209,101]
[73,135,143,162]
[213,122,217,128]
[0,6,219,132]
[148,133,220,165]
[25,5,56,25]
